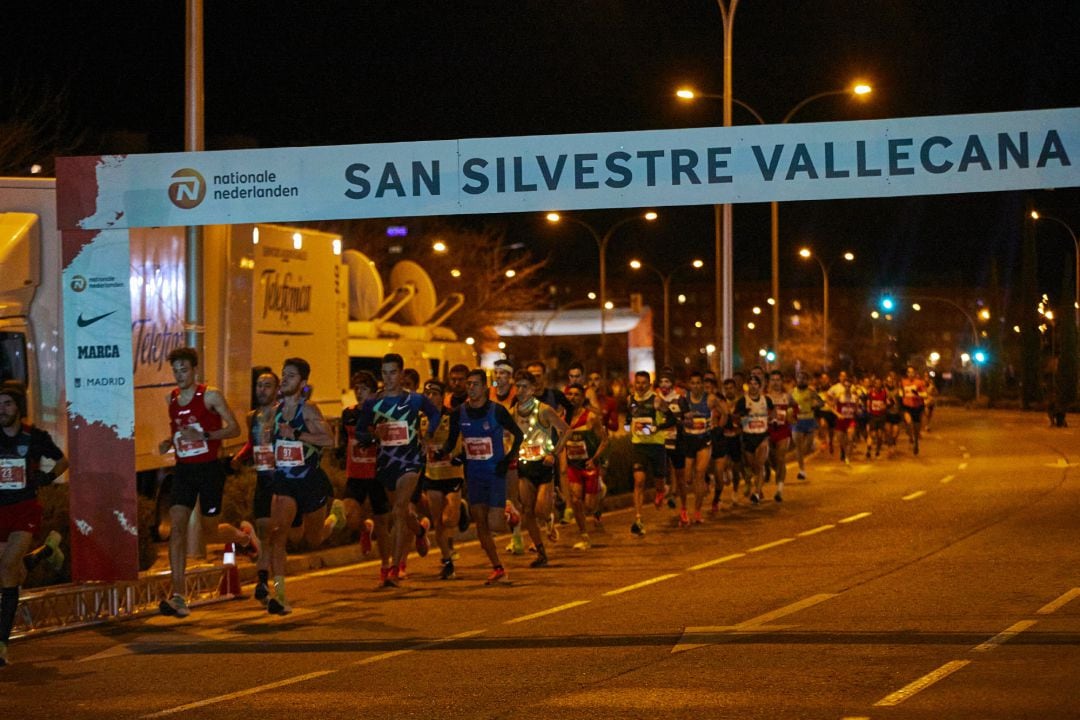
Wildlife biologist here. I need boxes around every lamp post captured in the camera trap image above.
[1030,210,1080,330]
[629,258,705,369]
[799,248,854,370]
[676,83,872,364]
[546,211,658,377]
[906,296,985,402]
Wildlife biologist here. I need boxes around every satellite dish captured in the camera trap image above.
[342,250,384,321]
[389,260,437,325]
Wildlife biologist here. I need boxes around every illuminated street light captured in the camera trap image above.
[678,294,687,305]
[799,247,855,369]
[604,301,614,310]
[505,269,516,278]
[432,240,448,253]
[912,303,922,311]
[465,337,475,345]
[1030,209,1080,331]
[752,306,762,315]
[629,257,704,368]
[450,268,461,278]
[587,292,597,300]
[692,259,704,269]
[747,322,756,330]
[547,210,658,374]
[979,308,991,321]
[929,351,941,363]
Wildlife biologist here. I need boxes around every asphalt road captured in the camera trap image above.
[3,409,1079,719]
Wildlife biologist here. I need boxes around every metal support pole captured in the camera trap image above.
[770,200,780,356]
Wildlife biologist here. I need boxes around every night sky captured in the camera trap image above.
[5,1,1079,305]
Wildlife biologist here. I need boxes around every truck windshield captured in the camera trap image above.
[0,331,29,384]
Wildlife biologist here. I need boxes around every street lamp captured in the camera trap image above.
[546,211,658,376]
[629,258,705,369]
[891,294,986,402]
[799,247,855,370]
[677,82,872,366]
[1030,210,1080,330]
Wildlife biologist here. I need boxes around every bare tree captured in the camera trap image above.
[0,80,85,176]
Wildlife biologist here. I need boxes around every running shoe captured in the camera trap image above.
[44,530,64,571]
[415,517,430,557]
[678,509,690,527]
[774,492,783,502]
[267,597,292,615]
[546,516,560,543]
[506,531,525,555]
[666,496,677,509]
[529,551,549,568]
[237,520,260,562]
[360,519,374,555]
[397,560,408,580]
[592,510,603,528]
[653,488,666,509]
[692,510,703,524]
[439,559,456,580]
[562,507,575,525]
[630,519,645,536]
[573,534,592,550]
[839,449,846,463]
[485,566,508,585]
[328,499,347,532]
[379,565,398,588]
[750,492,761,505]
[254,581,270,606]
[796,471,806,480]
[159,594,190,618]
[710,501,720,515]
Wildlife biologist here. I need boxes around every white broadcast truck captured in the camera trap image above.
[1,176,473,535]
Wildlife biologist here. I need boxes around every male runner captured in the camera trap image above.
[627,371,676,535]
[338,371,391,572]
[356,353,441,586]
[656,372,685,514]
[526,361,572,528]
[563,382,608,548]
[815,372,837,456]
[490,359,525,555]
[884,372,904,455]
[766,370,795,502]
[790,371,819,479]
[901,365,928,455]
[733,374,774,504]
[680,370,722,523]
[446,364,470,409]
[513,371,571,567]
[420,380,465,579]
[266,358,339,614]
[157,347,252,618]
[0,382,68,667]
[830,374,861,465]
[865,375,890,459]
[441,369,523,584]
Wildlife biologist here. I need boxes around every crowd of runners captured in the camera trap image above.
[0,348,939,666]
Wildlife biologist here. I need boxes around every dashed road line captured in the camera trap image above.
[1038,588,1080,615]
[603,574,680,597]
[748,538,795,553]
[672,593,837,654]
[962,452,971,459]
[873,660,971,707]
[839,512,871,524]
[958,462,968,470]
[972,620,1038,652]
[798,524,836,537]
[504,600,591,624]
[902,490,927,501]
[688,553,745,571]
[940,474,955,484]
[142,670,337,717]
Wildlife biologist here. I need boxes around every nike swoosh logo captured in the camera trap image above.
[77,310,118,327]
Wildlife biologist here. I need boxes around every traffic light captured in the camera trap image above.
[880,295,895,311]
[973,349,988,364]
[765,350,776,363]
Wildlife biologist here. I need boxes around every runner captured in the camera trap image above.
[526,360,572,527]
[831,374,861,465]
[711,378,742,511]
[446,364,470,410]
[627,371,676,535]
[865,375,890,459]
[680,370,722,523]
[733,374,774,504]
[766,370,796,502]
[563,382,609,548]
[230,369,284,605]
[815,372,837,456]
[656,372,685,516]
[490,359,525,555]
[355,353,441,587]
[922,371,939,433]
[884,372,904,455]
[790,371,819,480]
[156,347,253,618]
[512,370,571,567]
[901,365,928,455]
[0,381,68,668]
[420,380,465,579]
[265,358,340,614]
[338,371,392,575]
[440,369,523,584]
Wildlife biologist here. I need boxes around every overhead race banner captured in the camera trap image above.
[58,106,1079,230]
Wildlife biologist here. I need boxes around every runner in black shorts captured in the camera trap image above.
[339,371,391,574]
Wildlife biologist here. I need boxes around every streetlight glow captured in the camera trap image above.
[546,212,561,222]
[766,297,775,306]
[747,322,756,330]
[678,294,687,304]
[979,308,991,320]
[676,88,696,100]
[629,259,643,269]
[644,211,658,221]
[604,301,614,310]
[432,240,448,253]
[752,306,761,315]
[853,83,873,95]
[692,259,704,268]
[799,248,811,258]
[450,268,461,278]
[587,292,597,300]
[912,303,922,311]
[843,252,855,261]
[505,269,516,278]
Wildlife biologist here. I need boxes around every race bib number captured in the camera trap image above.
[631,417,654,438]
[275,439,304,467]
[689,416,709,434]
[870,399,886,412]
[465,436,494,461]
[742,416,768,434]
[253,444,275,472]
[0,458,27,490]
[174,423,209,459]
[840,404,856,419]
[565,439,589,460]
[381,420,410,447]
[348,439,376,465]
[520,443,545,462]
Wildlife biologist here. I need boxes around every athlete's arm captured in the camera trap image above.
[203,387,241,440]
[419,393,442,439]
[589,412,609,467]
[653,396,677,430]
[495,403,525,459]
[439,407,462,457]
[299,403,335,448]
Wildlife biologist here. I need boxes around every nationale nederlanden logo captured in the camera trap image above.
[168,168,206,209]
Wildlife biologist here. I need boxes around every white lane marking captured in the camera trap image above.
[958,462,968,470]
[839,512,871,524]
[972,620,1038,652]
[673,593,837,654]
[603,574,680,597]
[940,474,955,484]
[504,600,591,624]
[873,660,971,707]
[962,452,971,459]
[902,490,927,501]
[1038,588,1080,615]
[688,553,745,571]
[748,538,795,553]
[798,524,836,537]
[958,445,967,452]
[1044,458,1078,468]
[141,670,336,717]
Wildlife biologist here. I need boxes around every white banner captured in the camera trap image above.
[63,229,136,437]
[66,108,1078,231]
